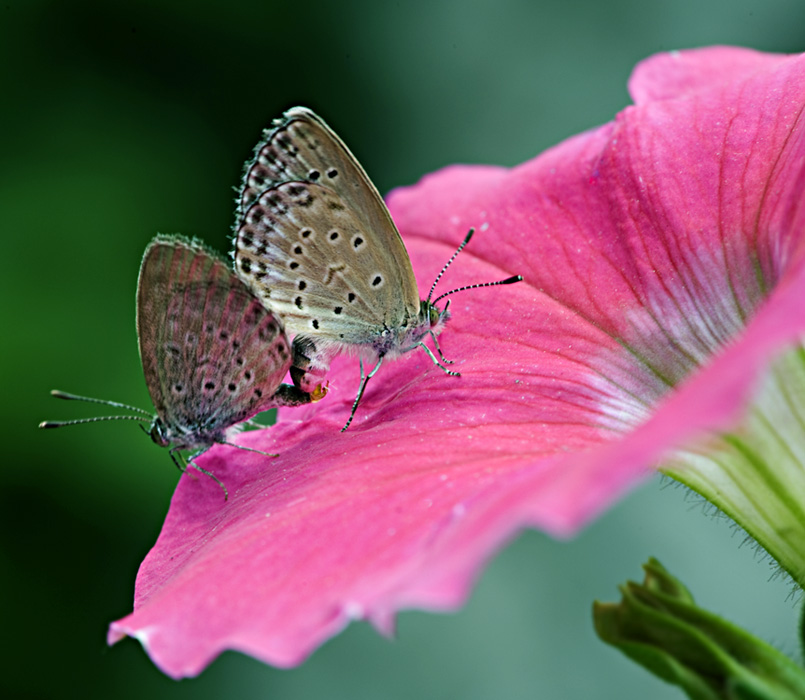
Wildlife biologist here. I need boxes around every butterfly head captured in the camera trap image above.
[421,298,451,334]
[149,417,173,448]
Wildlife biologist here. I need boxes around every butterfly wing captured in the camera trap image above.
[137,235,294,445]
[237,181,420,345]
[235,107,421,330]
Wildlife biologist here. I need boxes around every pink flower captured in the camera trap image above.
[109,47,805,677]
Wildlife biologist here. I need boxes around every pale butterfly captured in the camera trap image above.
[233,107,521,430]
[41,235,325,497]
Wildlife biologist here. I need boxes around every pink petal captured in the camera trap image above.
[110,48,805,677]
[627,46,793,104]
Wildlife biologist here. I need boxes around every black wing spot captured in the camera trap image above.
[298,280,307,290]
[312,319,319,329]
[295,296,303,309]
[219,330,230,341]
[235,357,244,366]
[348,292,356,303]
[308,169,320,180]
[294,245,303,255]
[334,306,343,315]
[327,168,338,178]
[329,230,339,241]
[254,388,263,399]
[173,383,184,393]
[372,275,383,287]
[289,261,299,269]
[352,236,364,249]
[300,228,312,238]
[204,381,216,390]
[244,370,252,380]
[228,383,237,392]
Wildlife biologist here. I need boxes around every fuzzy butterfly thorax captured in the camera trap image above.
[370,300,450,359]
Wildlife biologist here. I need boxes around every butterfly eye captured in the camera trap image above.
[428,305,440,326]
[149,420,170,447]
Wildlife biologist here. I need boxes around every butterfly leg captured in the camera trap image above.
[168,446,187,472]
[429,329,454,365]
[220,441,279,459]
[341,356,384,432]
[183,448,229,500]
[417,342,461,377]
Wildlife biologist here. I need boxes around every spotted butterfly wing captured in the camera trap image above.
[237,108,420,311]
[235,106,420,336]
[138,234,309,451]
[236,181,419,347]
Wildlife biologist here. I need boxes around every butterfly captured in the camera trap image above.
[41,235,325,497]
[233,107,521,430]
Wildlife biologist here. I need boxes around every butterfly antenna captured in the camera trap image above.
[48,390,152,417]
[39,415,151,429]
[426,228,476,303]
[432,275,523,305]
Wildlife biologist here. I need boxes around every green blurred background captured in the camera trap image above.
[4,1,803,697]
